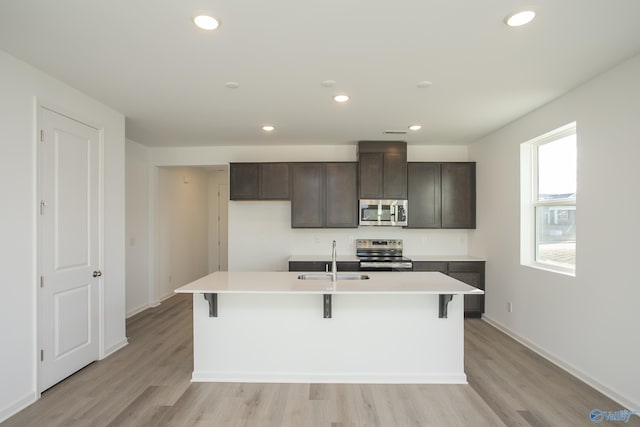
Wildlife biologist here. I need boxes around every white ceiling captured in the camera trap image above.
[2,1,640,147]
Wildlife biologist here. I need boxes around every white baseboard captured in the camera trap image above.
[102,338,128,359]
[482,315,640,412]
[159,291,176,302]
[126,292,179,319]
[0,391,37,424]
[192,371,468,384]
[126,303,149,318]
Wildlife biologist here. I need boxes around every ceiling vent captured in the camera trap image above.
[382,130,408,135]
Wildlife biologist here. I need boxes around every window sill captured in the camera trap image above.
[522,262,576,277]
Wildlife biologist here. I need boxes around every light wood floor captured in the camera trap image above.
[3,294,637,426]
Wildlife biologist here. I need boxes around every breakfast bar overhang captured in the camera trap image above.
[176,271,483,384]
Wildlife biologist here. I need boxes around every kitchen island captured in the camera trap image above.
[175,271,483,384]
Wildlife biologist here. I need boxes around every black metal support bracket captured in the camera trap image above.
[439,294,454,318]
[203,293,218,317]
[323,294,332,318]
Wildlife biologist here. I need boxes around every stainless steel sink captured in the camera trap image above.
[297,273,370,280]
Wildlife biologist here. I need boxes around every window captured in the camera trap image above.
[521,123,576,275]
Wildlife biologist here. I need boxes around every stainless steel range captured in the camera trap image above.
[356,239,413,271]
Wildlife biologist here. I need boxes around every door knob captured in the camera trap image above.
[93,270,102,278]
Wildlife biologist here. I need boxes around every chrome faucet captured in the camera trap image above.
[331,240,337,283]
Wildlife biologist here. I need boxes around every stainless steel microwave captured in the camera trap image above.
[359,199,408,226]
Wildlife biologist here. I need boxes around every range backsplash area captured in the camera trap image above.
[228,201,469,271]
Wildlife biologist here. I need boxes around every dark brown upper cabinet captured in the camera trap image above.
[230,162,290,200]
[260,163,290,199]
[358,141,407,199]
[325,163,358,227]
[407,162,476,229]
[291,162,358,228]
[407,162,441,228]
[291,163,325,227]
[441,162,476,229]
[230,163,259,200]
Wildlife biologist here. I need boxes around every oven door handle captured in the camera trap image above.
[359,262,413,269]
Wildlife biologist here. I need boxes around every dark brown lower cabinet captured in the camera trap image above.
[413,260,485,318]
[288,261,360,272]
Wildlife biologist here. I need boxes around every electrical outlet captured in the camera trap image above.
[507,302,513,313]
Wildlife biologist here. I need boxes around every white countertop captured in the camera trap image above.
[175,271,483,295]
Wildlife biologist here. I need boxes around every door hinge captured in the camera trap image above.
[40,130,44,142]
[40,200,48,215]
[40,350,44,362]
[40,276,44,288]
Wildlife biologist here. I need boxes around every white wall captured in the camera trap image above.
[228,202,470,271]
[469,53,640,409]
[0,50,126,421]
[208,167,228,272]
[125,140,150,316]
[156,167,210,299]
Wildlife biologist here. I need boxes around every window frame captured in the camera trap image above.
[520,122,576,276]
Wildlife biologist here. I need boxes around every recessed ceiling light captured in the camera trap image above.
[505,10,535,27]
[225,81,240,89]
[408,125,422,131]
[261,125,275,132]
[333,95,350,103]
[193,15,220,30]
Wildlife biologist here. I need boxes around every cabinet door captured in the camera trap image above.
[358,152,383,199]
[291,163,325,228]
[260,163,290,200]
[230,163,259,200]
[441,163,476,229]
[383,151,407,199]
[325,163,358,228]
[407,163,441,228]
[449,261,485,317]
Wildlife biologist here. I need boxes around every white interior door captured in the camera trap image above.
[39,107,100,392]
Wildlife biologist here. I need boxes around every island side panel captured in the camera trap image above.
[191,293,466,384]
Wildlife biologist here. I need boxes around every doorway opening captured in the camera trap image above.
[155,165,228,301]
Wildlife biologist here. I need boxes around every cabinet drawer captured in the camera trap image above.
[412,262,447,273]
[448,261,484,273]
[288,261,327,272]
